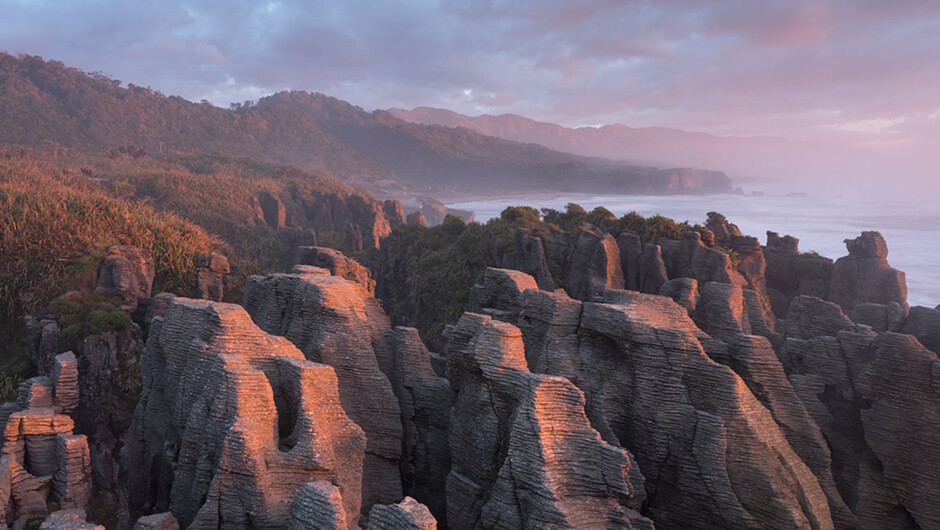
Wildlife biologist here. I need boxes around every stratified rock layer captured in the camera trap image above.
[367,497,437,530]
[95,245,155,308]
[472,267,836,529]
[124,298,366,528]
[828,232,907,312]
[445,313,652,529]
[243,268,404,515]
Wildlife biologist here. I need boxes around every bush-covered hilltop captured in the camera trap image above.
[0,53,732,195]
[361,203,744,349]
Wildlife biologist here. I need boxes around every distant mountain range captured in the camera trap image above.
[387,106,847,181]
[0,54,731,197]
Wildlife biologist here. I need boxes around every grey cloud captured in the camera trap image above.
[0,0,938,151]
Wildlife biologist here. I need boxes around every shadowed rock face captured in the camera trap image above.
[123,298,366,528]
[828,232,907,312]
[763,232,833,318]
[565,229,625,301]
[387,328,451,525]
[445,313,653,530]
[779,298,940,529]
[902,305,940,352]
[658,231,748,290]
[499,228,555,290]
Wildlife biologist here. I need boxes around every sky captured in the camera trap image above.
[2,1,940,161]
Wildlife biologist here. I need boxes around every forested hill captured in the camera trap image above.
[0,53,732,195]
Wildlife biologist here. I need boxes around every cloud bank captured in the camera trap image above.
[1,1,939,160]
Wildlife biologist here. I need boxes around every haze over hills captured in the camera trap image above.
[0,53,732,197]
[387,106,867,184]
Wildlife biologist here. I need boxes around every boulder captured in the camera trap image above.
[195,252,229,301]
[95,246,155,309]
[367,497,437,530]
[901,305,940,353]
[133,512,179,530]
[288,481,350,530]
[468,268,539,323]
[297,246,375,294]
[660,277,699,315]
[39,509,104,529]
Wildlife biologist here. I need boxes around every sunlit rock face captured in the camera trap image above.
[444,313,653,530]
[123,298,367,528]
[243,268,404,516]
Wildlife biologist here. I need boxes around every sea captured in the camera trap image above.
[446,187,940,308]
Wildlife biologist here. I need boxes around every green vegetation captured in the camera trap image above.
[364,203,719,349]
[0,53,732,195]
[0,158,223,322]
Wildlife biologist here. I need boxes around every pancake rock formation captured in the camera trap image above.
[1,353,91,526]
[444,312,653,530]
[123,298,368,528]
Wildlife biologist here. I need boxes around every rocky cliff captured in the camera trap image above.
[468,261,939,529]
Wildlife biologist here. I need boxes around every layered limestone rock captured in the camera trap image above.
[498,228,555,290]
[95,245,155,309]
[256,190,287,229]
[468,268,539,323]
[243,268,404,514]
[445,313,653,529]
[38,509,104,529]
[472,268,836,528]
[902,305,940,353]
[297,245,376,294]
[0,408,92,523]
[0,352,90,525]
[254,187,402,251]
[658,231,748,289]
[732,235,768,294]
[133,512,179,530]
[778,297,940,529]
[195,252,229,301]
[828,232,907,312]
[387,328,451,523]
[706,213,743,248]
[763,232,833,318]
[123,298,366,528]
[565,228,624,301]
[367,497,437,530]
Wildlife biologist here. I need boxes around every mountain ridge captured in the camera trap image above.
[0,53,731,196]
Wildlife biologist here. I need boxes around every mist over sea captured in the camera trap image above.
[447,188,940,308]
